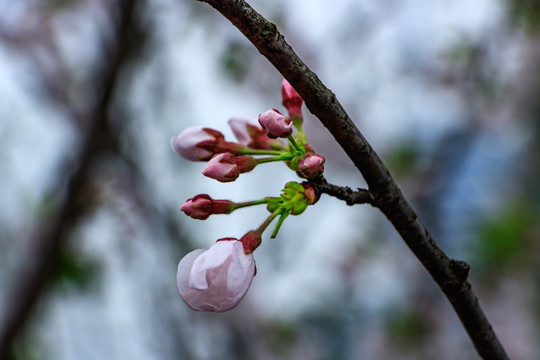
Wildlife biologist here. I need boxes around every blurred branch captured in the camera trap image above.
[0,0,139,357]
[194,0,509,359]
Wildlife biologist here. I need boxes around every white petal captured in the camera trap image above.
[188,240,236,290]
[176,249,206,311]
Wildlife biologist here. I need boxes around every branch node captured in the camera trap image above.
[258,22,277,40]
[450,259,470,284]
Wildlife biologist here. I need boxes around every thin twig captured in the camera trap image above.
[194,1,509,359]
[310,177,373,206]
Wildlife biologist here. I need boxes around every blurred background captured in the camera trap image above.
[0,0,539,359]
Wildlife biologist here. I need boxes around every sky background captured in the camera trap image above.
[0,0,539,359]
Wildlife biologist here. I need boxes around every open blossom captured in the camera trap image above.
[180,194,234,220]
[171,126,244,161]
[228,115,284,150]
[258,109,292,138]
[298,153,325,178]
[203,153,257,182]
[281,79,303,120]
[176,239,255,312]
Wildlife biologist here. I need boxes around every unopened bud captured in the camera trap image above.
[171,127,223,161]
[281,79,303,121]
[228,115,285,150]
[203,153,240,182]
[258,109,292,138]
[180,194,234,220]
[298,153,325,178]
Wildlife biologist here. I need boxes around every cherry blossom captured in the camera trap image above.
[176,240,255,312]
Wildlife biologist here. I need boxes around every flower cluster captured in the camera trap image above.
[172,79,326,312]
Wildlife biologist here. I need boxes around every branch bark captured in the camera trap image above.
[195,1,509,359]
[310,177,373,206]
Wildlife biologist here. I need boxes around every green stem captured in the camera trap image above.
[256,208,282,235]
[292,117,303,133]
[271,210,289,238]
[232,199,268,210]
[256,154,295,164]
[240,148,285,156]
[287,135,303,152]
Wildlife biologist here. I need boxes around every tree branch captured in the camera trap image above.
[194,1,509,359]
[0,1,139,357]
[310,177,373,206]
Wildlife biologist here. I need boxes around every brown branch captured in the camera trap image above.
[309,177,373,206]
[0,0,139,358]
[194,1,509,359]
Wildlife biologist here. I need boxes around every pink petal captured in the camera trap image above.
[228,114,259,145]
[170,126,215,161]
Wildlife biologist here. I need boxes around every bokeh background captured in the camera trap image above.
[1,0,539,359]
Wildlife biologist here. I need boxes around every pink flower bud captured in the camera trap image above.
[228,115,285,150]
[170,126,224,161]
[298,153,325,178]
[177,240,255,312]
[180,194,234,220]
[228,114,259,145]
[234,155,258,173]
[171,126,247,161]
[203,153,240,182]
[301,182,320,205]
[281,79,303,120]
[202,153,258,182]
[258,109,292,138]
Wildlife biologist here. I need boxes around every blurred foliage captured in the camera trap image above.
[385,308,431,350]
[508,0,540,31]
[471,201,536,273]
[45,0,78,11]
[49,248,99,291]
[385,142,421,176]
[443,38,503,99]
[10,335,40,360]
[219,42,252,82]
[263,321,299,355]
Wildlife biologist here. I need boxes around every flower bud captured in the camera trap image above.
[298,153,325,178]
[171,126,222,161]
[301,182,320,205]
[171,126,246,162]
[180,194,234,220]
[202,153,259,182]
[234,155,258,173]
[176,240,255,312]
[281,79,303,121]
[228,115,285,150]
[258,109,292,138]
[203,153,240,182]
